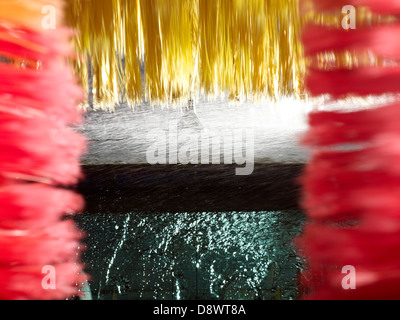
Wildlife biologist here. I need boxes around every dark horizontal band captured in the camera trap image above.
[78,163,305,214]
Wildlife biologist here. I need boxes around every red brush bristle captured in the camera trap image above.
[0,1,88,300]
[0,184,84,230]
[305,66,400,98]
[0,263,88,300]
[302,24,400,60]
[298,1,400,299]
[308,0,400,15]
[0,113,85,185]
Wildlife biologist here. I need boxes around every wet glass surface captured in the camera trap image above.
[74,211,305,300]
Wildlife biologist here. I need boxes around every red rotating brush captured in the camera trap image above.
[297,0,400,299]
[0,1,87,299]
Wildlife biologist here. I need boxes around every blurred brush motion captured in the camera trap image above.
[297,0,400,299]
[0,0,87,299]
[65,0,304,108]
[3,0,400,302]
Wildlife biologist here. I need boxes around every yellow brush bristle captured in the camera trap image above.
[66,0,306,109]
